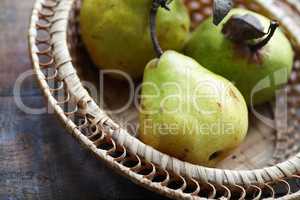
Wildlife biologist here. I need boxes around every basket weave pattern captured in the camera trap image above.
[29,0,300,199]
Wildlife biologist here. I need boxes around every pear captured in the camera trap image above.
[139,51,248,166]
[80,0,190,79]
[138,0,248,167]
[184,8,294,105]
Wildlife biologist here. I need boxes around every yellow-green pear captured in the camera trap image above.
[138,0,248,167]
[184,8,294,105]
[80,0,190,79]
[139,50,249,166]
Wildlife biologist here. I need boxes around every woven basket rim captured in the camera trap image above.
[28,0,300,199]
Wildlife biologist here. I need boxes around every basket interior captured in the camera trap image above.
[66,0,300,170]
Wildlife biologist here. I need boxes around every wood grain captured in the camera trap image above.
[0,0,167,199]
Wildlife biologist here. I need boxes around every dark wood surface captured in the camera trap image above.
[0,1,167,199]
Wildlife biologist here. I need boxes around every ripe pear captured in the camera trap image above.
[80,0,190,79]
[184,8,294,105]
[139,50,248,167]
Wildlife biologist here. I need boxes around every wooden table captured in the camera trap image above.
[0,1,167,199]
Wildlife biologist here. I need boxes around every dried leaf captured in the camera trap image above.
[222,14,266,42]
[213,0,233,25]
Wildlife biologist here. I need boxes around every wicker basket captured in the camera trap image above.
[28,0,300,199]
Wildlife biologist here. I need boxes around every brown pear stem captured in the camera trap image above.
[249,21,279,52]
[150,0,171,58]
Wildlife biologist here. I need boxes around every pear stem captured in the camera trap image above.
[249,21,279,52]
[150,0,171,58]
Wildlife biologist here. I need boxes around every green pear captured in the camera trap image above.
[184,8,294,105]
[80,0,190,79]
[139,50,248,167]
